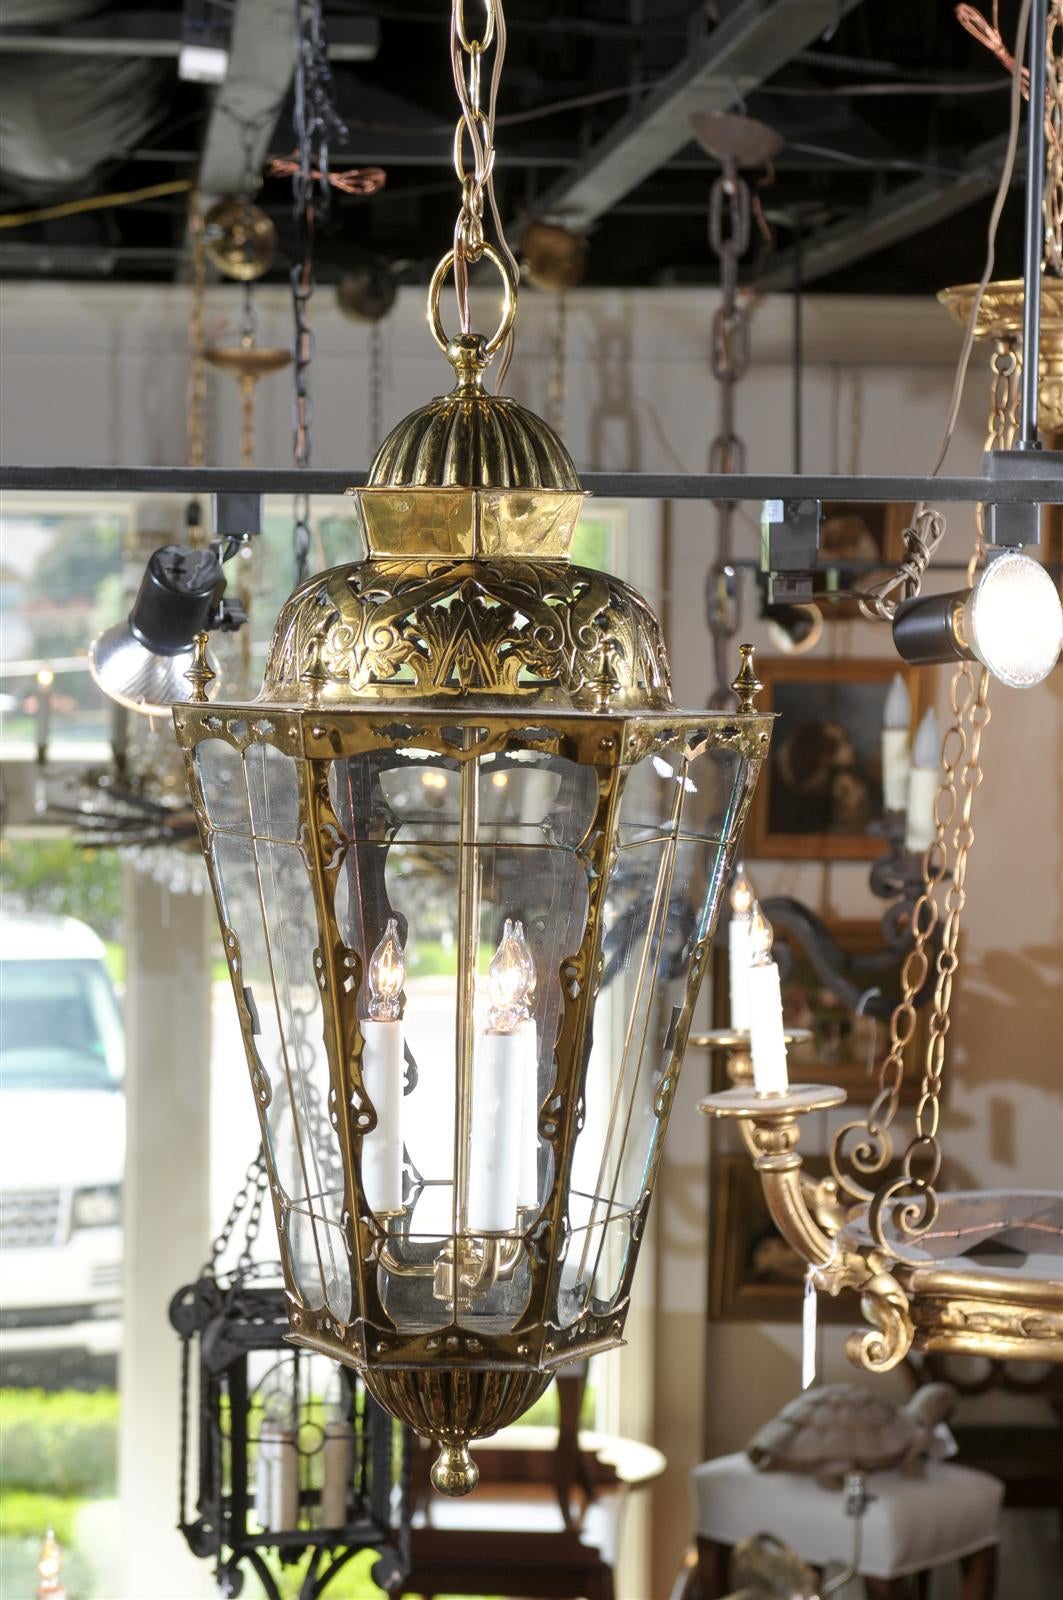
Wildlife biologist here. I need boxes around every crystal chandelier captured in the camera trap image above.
[172,0,772,1496]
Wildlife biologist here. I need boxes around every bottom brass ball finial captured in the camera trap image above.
[430,1441,480,1496]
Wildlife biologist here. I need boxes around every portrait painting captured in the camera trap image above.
[745,658,922,860]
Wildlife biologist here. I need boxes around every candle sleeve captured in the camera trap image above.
[905,766,938,854]
[321,1418,354,1527]
[515,1018,540,1211]
[749,959,789,1095]
[467,1031,523,1232]
[360,1019,405,1215]
[881,727,911,814]
[728,917,752,1032]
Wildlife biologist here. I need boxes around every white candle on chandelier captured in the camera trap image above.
[727,865,756,1032]
[880,673,911,813]
[748,903,789,1096]
[35,667,54,762]
[258,1418,300,1531]
[514,923,540,1212]
[359,918,406,1216]
[904,708,940,854]
[321,1415,354,1527]
[468,919,532,1233]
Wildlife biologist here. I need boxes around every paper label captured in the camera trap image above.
[802,1269,817,1390]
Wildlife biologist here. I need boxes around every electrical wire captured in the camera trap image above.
[930,0,1032,477]
[0,178,194,231]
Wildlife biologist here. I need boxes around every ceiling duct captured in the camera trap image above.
[0,52,168,194]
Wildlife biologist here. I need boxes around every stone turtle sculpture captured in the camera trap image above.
[747,1382,956,1488]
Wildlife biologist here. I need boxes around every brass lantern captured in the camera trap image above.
[174,315,770,1493]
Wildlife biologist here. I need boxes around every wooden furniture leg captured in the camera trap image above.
[959,1545,997,1600]
[695,1536,730,1600]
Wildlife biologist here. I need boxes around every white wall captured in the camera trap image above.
[3,279,1060,1598]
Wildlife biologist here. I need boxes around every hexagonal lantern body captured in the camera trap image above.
[175,348,771,1493]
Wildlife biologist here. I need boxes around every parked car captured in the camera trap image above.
[0,914,124,1376]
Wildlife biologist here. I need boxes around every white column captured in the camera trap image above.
[118,869,214,1599]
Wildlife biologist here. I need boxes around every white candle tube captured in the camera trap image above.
[516,1017,540,1211]
[905,766,938,853]
[728,916,752,1031]
[749,958,789,1095]
[35,671,53,758]
[881,727,911,814]
[261,1423,300,1531]
[254,1430,275,1529]
[360,1019,405,1215]
[321,1418,354,1527]
[467,1031,523,1232]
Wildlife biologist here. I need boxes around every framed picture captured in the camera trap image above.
[709,926,927,1102]
[709,1154,859,1323]
[816,501,913,620]
[744,657,924,860]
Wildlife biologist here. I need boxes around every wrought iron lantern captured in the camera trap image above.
[170,1159,409,1597]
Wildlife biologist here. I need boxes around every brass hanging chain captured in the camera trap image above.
[368,319,384,459]
[705,159,754,706]
[439,0,521,388]
[866,663,991,1258]
[186,197,208,478]
[546,288,567,433]
[830,351,1013,1210]
[1047,0,1063,273]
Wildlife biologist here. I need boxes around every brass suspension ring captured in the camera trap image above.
[428,241,517,357]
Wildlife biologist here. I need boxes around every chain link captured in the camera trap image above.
[446,0,520,387]
[290,0,348,586]
[368,319,384,461]
[546,288,567,433]
[1046,0,1062,273]
[705,157,755,705]
[204,1151,269,1278]
[186,197,207,479]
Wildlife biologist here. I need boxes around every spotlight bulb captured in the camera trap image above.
[963,551,1062,689]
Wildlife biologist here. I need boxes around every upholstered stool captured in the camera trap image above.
[692,1452,1003,1599]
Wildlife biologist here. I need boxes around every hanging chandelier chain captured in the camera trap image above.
[443,0,520,385]
[705,156,754,704]
[205,1150,269,1278]
[290,0,348,586]
[1047,0,1063,272]
[186,197,208,482]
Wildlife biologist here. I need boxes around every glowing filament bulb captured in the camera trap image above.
[37,1529,62,1593]
[749,901,773,965]
[729,865,756,920]
[367,917,405,1021]
[487,918,535,1034]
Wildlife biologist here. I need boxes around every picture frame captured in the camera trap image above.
[816,500,914,620]
[709,926,928,1102]
[708,1153,858,1323]
[744,657,924,860]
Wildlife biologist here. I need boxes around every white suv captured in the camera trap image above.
[0,914,125,1372]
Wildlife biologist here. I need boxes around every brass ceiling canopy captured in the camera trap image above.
[938,276,1063,436]
[203,198,277,281]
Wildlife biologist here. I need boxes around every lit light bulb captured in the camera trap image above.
[729,865,756,919]
[36,667,55,691]
[749,901,773,965]
[367,917,406,1021]
[487,918,535,1034]
[962,550,1062,689]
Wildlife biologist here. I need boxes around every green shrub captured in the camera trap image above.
[0,1389,118,1497]
[0,1489,80,1544]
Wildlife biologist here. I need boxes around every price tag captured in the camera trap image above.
[802,1268,818,1390]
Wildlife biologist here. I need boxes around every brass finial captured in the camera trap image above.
[185,633,216,704]
[731,644,763,713]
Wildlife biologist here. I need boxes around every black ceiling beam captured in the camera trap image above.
[524,0,869,232]
[757,129,1016,289]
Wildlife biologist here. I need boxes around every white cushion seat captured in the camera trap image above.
[692,1452,1003,1580]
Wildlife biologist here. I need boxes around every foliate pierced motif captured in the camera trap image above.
[262,558,674,709]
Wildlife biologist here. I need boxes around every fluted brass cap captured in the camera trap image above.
[356,333,585,560]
